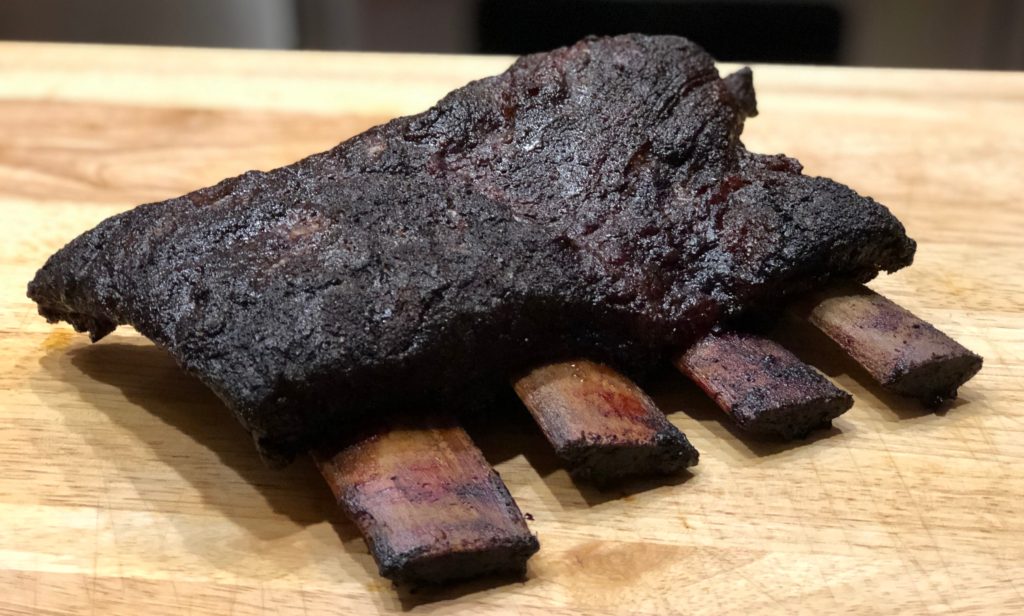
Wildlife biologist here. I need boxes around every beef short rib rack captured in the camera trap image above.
[27,34,980,585]
[27,33,915,464]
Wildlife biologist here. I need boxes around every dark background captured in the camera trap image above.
[1,0,1022,69]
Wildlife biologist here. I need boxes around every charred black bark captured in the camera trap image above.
[28,34,915,464]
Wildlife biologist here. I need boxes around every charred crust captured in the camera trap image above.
[724,67,758,117]
[27,34,916,461]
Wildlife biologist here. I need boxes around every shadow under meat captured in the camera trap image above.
[460,394,564,476]
[38,340,360,542]
[572,469,696,507]
[392,570,536,611]
[37,329,899,591]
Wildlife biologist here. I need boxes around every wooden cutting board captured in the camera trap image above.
[1,42,1022,615]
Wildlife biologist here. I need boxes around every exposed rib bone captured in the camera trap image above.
[513,360,698,485]
[791,283,982,406]
[675,332,853,438]
[314,414,538,584]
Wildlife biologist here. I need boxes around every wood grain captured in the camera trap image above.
[1,41,1022,615]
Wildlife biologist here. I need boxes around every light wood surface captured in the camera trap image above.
[1,42,1022,615]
